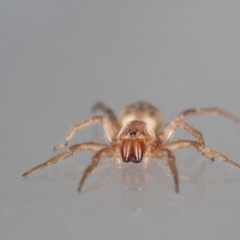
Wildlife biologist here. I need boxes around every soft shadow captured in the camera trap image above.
[23,154,240,214]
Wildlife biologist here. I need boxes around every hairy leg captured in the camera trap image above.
[54,115,116,150]
[113,145,123,168]
[92,102,119,136]
[163,140,240,169]
[23,142,109,177]
[77,147,115,191]
[160,107,240,143]
[160,121,205,145]
[152,147,179,193]
[143,141,160,168]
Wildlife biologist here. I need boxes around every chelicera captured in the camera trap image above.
[23,102,240,192]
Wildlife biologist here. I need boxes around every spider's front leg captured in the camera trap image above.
[160,107,240,143]
[161,121,205,146]
[151,146,179,193]
[77,147,115,191]
[23,142,108,177]
[54,114,118,150]
[164,140,240,169]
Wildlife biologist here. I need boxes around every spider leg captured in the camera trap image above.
[77,147,114,191]
[113,146,123,168]
[163,140,240,169]
[161,121,205,145]
[143,141,159,168]
[23,142,108,177]
[92,102,119,134]
[152,147,179,193]
[54,115,117,150]
[160,107,240,143]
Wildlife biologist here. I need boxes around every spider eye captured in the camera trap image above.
[130,131,136,136]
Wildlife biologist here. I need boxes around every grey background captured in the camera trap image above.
[2,1,240,240]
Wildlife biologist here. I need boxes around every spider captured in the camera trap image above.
[23,101,240,192]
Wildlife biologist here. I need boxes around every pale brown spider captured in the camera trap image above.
[23,102,240,192]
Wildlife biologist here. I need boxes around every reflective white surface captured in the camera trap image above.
[1,2,240,240]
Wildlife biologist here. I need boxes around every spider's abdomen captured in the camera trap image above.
[118,102,163,133]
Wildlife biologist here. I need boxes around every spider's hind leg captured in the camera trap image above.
[92,102,118,124]
[92,102,119,138]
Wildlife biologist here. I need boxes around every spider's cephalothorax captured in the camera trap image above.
[23,101,240,193]
[117,102,162,163]
[118,120,155,163]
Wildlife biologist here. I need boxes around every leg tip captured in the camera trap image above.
[53,142,66,150]
[53,145,60,150]
[22,171,29,177]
